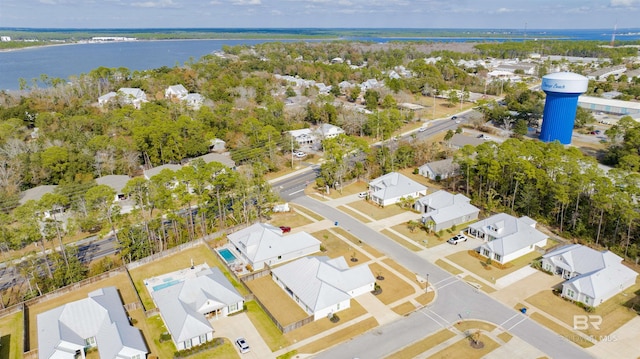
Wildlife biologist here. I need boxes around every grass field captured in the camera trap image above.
[528,312,594,348]
[390,223,445,248]
[269,208,314,228]
[383,258,425,289]
[435,259,463,275]
[311,229,362,265]
[0,311,23,359]
[291,204,324,221]
[446,250,542,283]
[332,227,384,258]
[392,301,417,315]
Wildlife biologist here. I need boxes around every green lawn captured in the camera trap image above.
[0,311,24,359]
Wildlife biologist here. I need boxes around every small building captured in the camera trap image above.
[368,172,428,207]
[98,92,117,106]
[209,138,226,152]
[227,223,321,270]
[288,128,316,145]
[37,287,148,359]
[189,152,236,170]
[165,85,205,109]
[117,88,147,109]
[150,265,244,350]
[417,158,460,181]
[541,244,638,307]
[467,213,547,264]
[271,256,375,321]
[415,191,479,232]
[165,84,189,99]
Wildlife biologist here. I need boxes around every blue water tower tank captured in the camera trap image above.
[539,72,589,144]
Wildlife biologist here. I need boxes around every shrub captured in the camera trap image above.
[159,332,171,342]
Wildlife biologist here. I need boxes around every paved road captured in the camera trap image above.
[291,196,592,359]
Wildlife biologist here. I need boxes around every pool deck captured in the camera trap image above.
[144,263,210,294]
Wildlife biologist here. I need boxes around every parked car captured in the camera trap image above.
[447,234,467,245]
[451,116,458,120]
[279,226,291,233]
[418,127,427,132]
[358,192,368,198]
[235,337,250,354]
[294,151,306,158]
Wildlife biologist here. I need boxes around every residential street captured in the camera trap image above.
[292,195,594,359]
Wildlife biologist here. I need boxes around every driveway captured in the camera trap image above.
[210,313,274,359]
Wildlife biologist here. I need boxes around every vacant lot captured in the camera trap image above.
[245,275,309,327]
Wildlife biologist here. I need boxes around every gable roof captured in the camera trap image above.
[37,287,147,359]
[143,163,182,179]
[419,157,459,176]
[227,223,320,264]
[418,191,479,224]
[564,264,637,299]
[166,84,188,97]
[190,152,236,169]
[369,172,428,201]
[151,266,242,343]
[96,175,130,194]
[543,244,624,274]
[20,185,57,205]
[472,213,547,256]
[271,256,375,312]
[315,123,344,137]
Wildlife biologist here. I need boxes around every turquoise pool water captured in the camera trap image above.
[152,279,179,292]
[219,248,237,263]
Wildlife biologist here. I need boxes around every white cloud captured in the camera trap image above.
[496,7,512,13]
[131,0,180,8]
[231,0,261,5]
[610,0,640,6]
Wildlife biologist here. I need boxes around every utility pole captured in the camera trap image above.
[291,134,294,168]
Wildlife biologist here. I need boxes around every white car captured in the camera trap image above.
[447,234,468,245]
[294,151,306,158]
[235,337,250,354]
[418,127,427,132]
[358,192,368,198]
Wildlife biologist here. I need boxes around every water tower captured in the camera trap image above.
[539,72,588,144]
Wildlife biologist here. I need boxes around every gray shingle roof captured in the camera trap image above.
[96,175,130,194]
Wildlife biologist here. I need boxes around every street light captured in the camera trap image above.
[426,273,430,292]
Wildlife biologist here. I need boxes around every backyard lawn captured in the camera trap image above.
[369,262,416,305]
[245,301,290,351]
[245,276,309,326]
[0,311,23,359]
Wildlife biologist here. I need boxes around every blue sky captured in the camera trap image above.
[2,0,640,29]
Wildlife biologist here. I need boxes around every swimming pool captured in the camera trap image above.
[218,248,237,263]
[152,279,180,292]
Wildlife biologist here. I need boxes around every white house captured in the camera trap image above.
[165,84,189,99]
[143,163,182,180]
[117,88,147,109]
[288,128,316,145]
[271,256,375,321]
[150,265,244,350]
[227,223,321,270]
[209,138,226,152]
[368,172,428,207]
[37,287,148,359]
[415,191,479,232]
[315,124,345,140]
[541,244,638,307]
[467,213,547,264]
[418,158,460,181]
[98,91,117,106]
